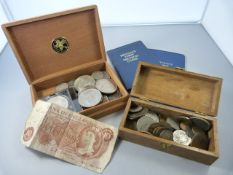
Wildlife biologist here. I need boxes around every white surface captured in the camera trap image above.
[4,0,207,25]
[0,2,8,53]
[202,0,233,66]
[1,24,233,175]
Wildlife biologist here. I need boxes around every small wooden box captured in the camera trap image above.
[2,5,128,119]
[119,62,222,165]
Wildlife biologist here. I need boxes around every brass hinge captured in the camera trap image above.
[194,111,206,116]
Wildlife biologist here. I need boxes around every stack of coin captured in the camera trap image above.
[127,102,211,150]
[42,71,121,112]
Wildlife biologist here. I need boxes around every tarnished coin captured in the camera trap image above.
[176,116,191,124]
[78,85,96,95]
[74,75,95,92]
[55,83,68,92]
[78,88,102,108]
[102,95,109,103]
[192,126,205,134]
[136,115,158,132]
[128,108,148,120]
[47,95,69,108]
[108,90,121,101]
[68,80,75,87]
[180,121,194,138]
[129,105,143,113]
[166,117,180,130]
[144,112,159,123]
[91,71,110,80]
[95,79,117,94]
[191,117,211,131]
[160,129,173,141]
[191,133,209,150]
[173,130,192,146]
[148,121,172,134]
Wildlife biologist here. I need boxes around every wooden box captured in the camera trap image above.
[119,62,222,165]
[2,5,128,119]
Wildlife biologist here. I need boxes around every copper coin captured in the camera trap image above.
[159,129,173,141]
[176,116,191,124]
[191,133,209,150]
[180,121,194,138]
[192,126,206,135]
[191,117,211,131]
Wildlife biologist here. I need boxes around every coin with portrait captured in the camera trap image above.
[74,75,95,92]
[95,79,117,94]
[78,88,102,108]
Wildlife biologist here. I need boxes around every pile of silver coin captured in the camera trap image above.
[43,71,121,112]
[127,102,211,150]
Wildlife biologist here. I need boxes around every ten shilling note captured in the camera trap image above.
[21,100,118,173]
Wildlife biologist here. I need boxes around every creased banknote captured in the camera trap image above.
[21,100,118,173]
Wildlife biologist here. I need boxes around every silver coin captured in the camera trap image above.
[136,115,158,132]
[128,108,148,120]
[68,80,75,87]
[74,75,95,92]
[78,85,96,96]
[103,71,110,79]
[166,117,180,130]
[55,83,68,92]
[95,79,117,94]
[78,88,102,108]
[108,90,121,101]
[91,71,110,80]
[129,105,143,113]
[102,95,109,103]
[47,95,69,108]
[144,112,159,123]
[173,130,192,146]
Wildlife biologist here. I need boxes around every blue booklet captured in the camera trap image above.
[107,41,185,90]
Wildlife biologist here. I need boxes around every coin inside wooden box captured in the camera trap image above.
[119,62,222,165]
[2,6,128,119]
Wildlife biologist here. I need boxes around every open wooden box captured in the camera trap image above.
[2,5,128,118]
[119,62,222,165]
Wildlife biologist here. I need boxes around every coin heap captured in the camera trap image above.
[42,71,121,111]
[127,102,211,150]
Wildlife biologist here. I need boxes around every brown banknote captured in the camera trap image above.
[21,100,118,173]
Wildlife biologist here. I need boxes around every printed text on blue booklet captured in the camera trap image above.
[107,41,185,90]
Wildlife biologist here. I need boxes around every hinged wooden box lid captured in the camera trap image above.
[131,62,222,116]
[2,5,106,84]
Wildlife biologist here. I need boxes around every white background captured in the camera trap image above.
[1,0,233,66]
[0,0,208,54]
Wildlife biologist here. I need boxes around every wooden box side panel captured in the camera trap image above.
[132,62,222,116]
[2,5,106,83]
[119,128,218,165]
[119,97,219,165]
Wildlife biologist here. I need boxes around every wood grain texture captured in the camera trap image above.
[120,62,222,165]
[119,97,219,165]
[131,62,222,116]
[30,62,128,119]
[2,5,129,119]
[1,5,106,83]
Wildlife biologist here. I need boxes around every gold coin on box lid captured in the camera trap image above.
[52,37,69,53]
